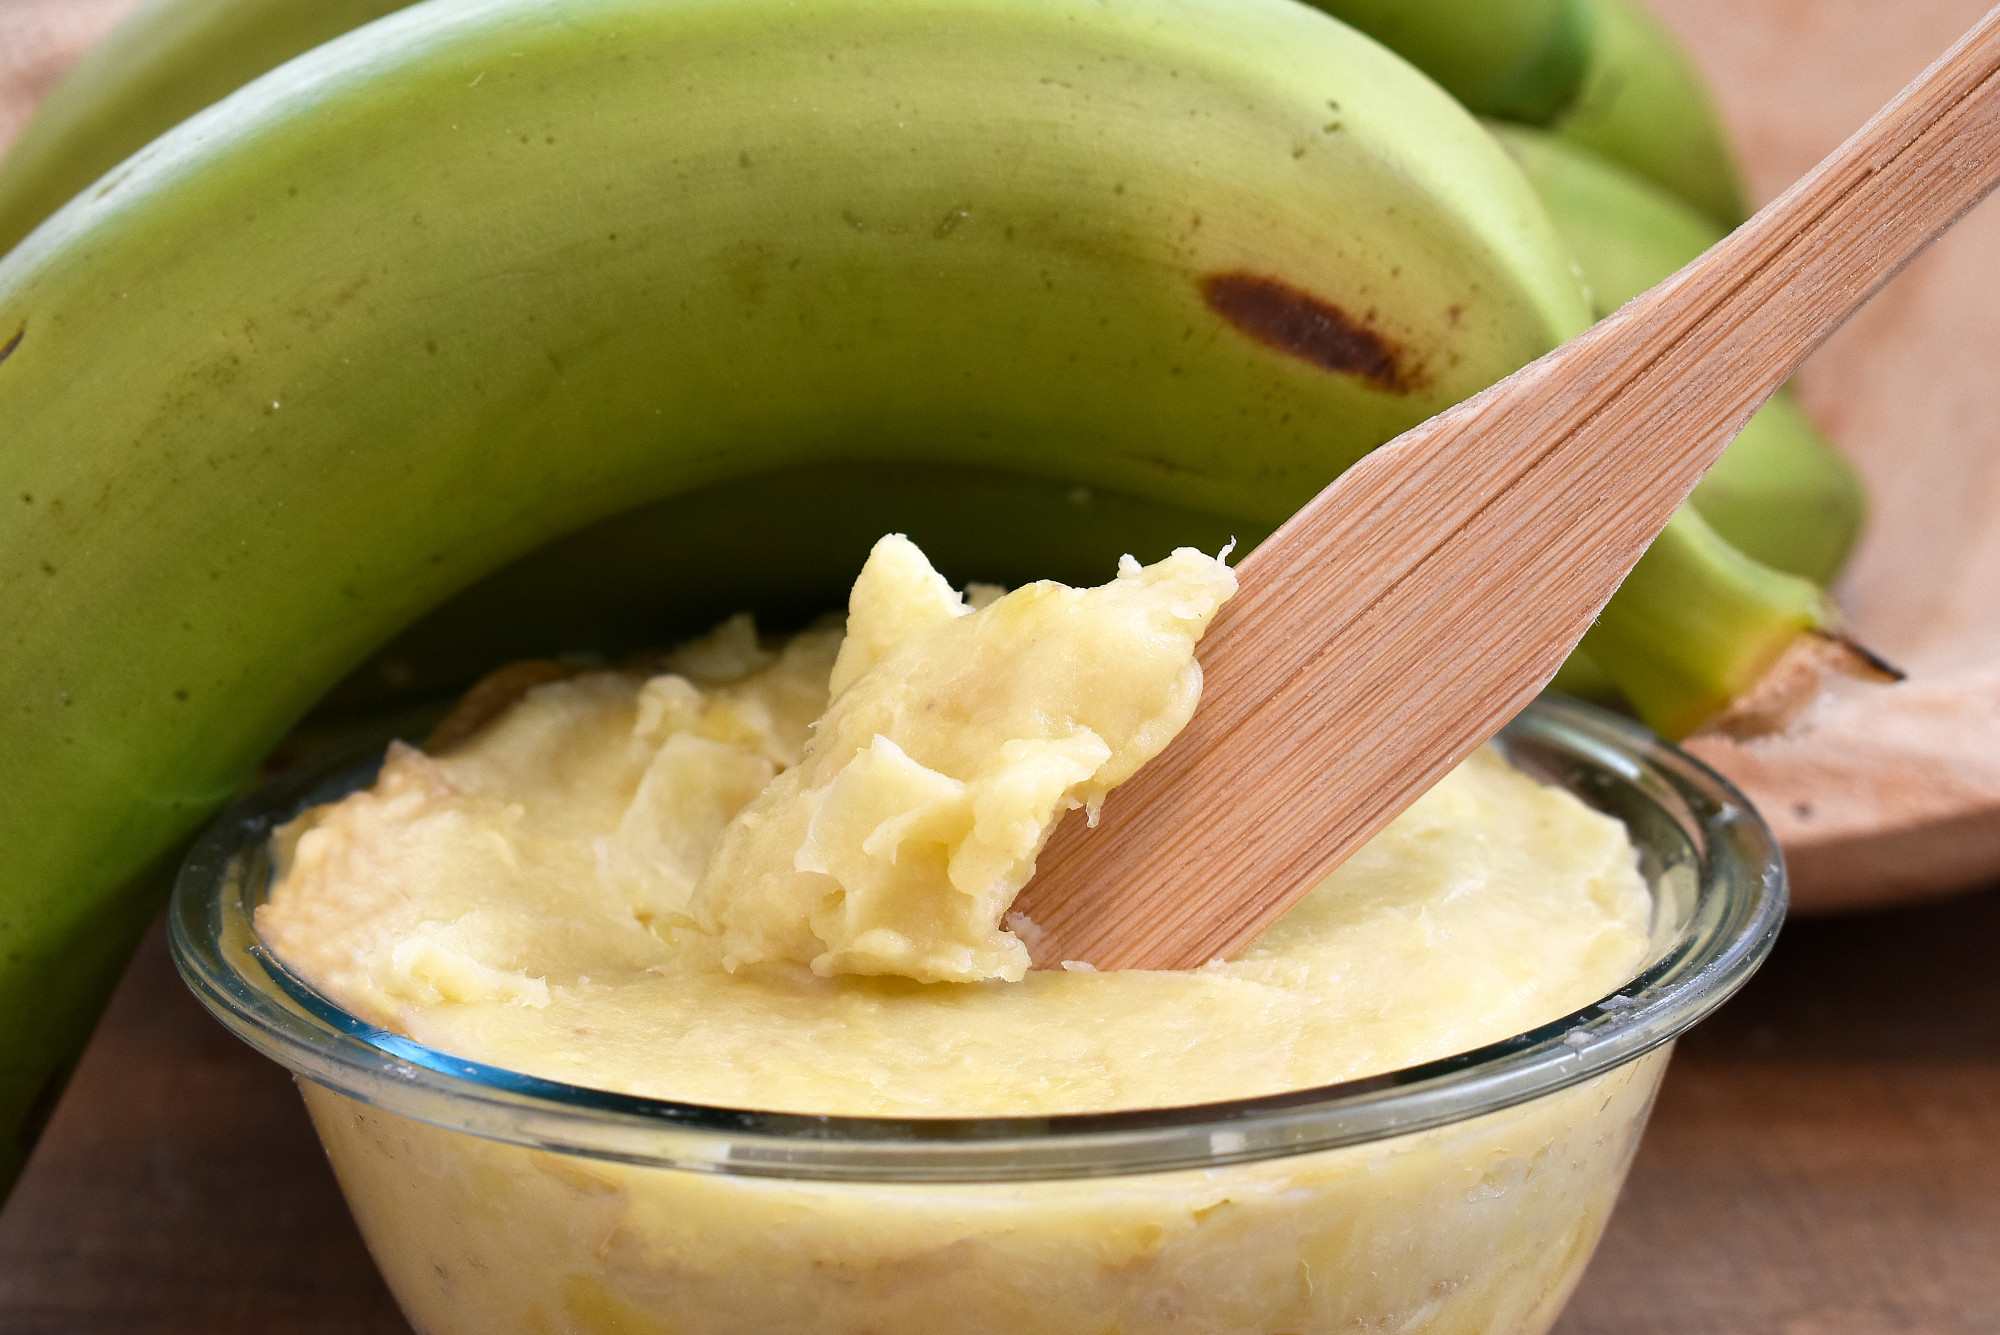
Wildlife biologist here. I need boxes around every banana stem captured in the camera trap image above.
[1579,506,1829,740]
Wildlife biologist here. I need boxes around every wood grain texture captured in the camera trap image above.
[0,919,408,1334]
[1017,7,2000,969]
[1556,879,2000,1335]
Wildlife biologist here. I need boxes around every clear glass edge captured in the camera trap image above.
[167,695,1787,1184]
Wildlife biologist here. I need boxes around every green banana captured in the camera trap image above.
[1309,0,1750,227]
[1495,120,1719,316]
[1549,0,1749,227]
[1694,392,1865,587]
[0,0,411,256]
[0,0,1750,261]
[0,0,1594,1193]
[1291,0,1593,124]
[1545,499,1836,721]
[1494,121,1865,583]
[1580,507,1830,740]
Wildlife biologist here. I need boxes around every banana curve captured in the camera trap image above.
[1,0,1752,269]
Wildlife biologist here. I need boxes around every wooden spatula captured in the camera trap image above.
[1012,4,2000,971]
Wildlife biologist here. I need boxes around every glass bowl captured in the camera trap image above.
[170,695,1783,1335]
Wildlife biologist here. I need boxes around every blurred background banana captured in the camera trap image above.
[1312,0,1750,225]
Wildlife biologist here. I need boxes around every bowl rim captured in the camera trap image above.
[169,694,1784,1183]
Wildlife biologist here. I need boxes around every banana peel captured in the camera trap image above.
[2,0,1749,264]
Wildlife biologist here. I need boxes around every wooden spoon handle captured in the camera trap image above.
[1015,5,2000,971]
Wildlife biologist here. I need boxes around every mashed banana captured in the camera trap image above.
[257,535,1651,1118]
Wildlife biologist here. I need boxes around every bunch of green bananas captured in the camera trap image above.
[0,0,1860,1195]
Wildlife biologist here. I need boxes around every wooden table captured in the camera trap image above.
[4,0,1999,1329]
[2,884,1996,1333]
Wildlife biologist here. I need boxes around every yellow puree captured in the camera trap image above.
[258,536,1651,1117]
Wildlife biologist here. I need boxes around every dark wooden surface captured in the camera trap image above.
[2,883,1996,1333]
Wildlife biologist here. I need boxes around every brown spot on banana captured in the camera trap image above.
[1200,272,1423,391]
[0,323,22,366]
